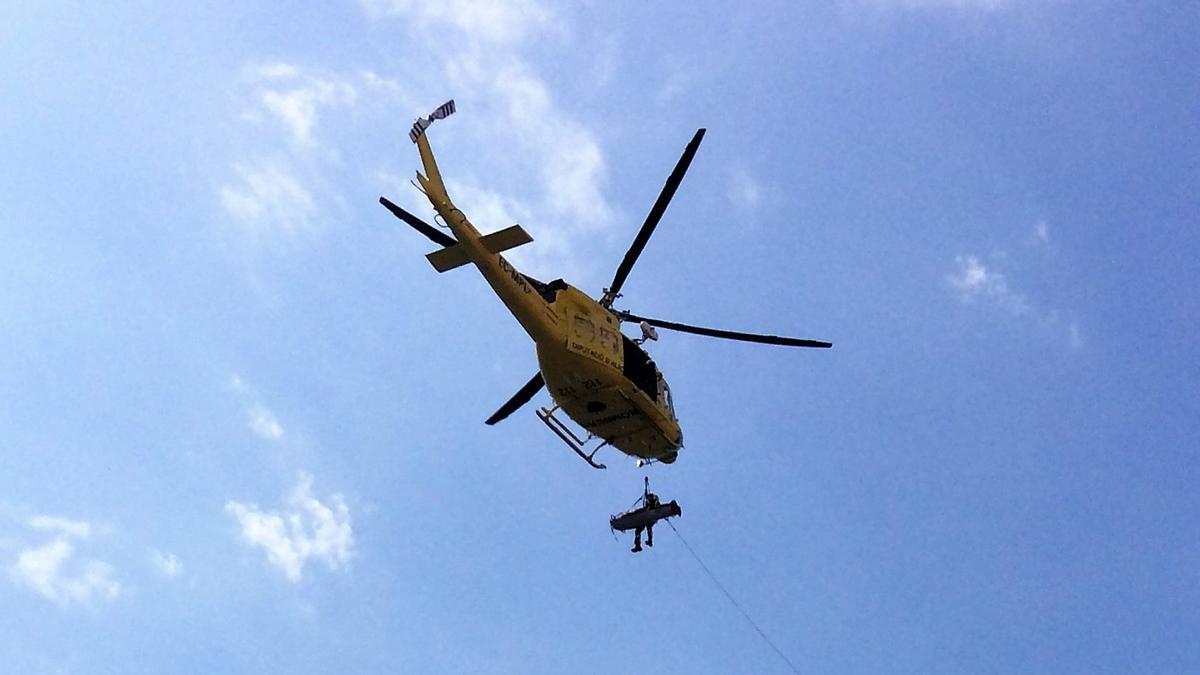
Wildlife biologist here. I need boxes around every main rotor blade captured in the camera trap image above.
[379,196,456,247]
[617,311,832,349]
[604,128,706,305]
[484,372,545,425]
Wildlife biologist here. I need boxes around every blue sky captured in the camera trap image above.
[2,1,1198,672]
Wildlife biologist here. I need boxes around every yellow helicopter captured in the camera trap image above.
[380,101,831,470]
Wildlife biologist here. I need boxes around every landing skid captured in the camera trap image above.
[536,405,607,469]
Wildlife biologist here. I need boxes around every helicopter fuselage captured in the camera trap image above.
[536,284,682,462]
[413,134,683,463]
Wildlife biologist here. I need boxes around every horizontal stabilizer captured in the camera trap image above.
[426,225,533,273]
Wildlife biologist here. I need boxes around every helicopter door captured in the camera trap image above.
[621,336,658,398]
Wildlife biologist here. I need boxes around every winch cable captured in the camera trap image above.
[666,520,802,675]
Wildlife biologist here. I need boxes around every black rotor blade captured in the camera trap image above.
[618,311,832,349]
[604,128,706,305]
[379,196,456,247]
[484,372,545,425]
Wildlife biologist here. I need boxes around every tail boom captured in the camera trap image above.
[407,103,557,345]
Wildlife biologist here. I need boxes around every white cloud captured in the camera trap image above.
[261,80,357,147]
[654,60,696,109]
[226,474,354,582]
[28,515,91,539]
[228,374,287,441]
[361,0,556,46]
[220,160,316,235]
[255,62,300,79]
[362,70,405,97]
[1032,220,1049,246]
[363,0,615,273]
[728,168,764,215]
[947,250,1083,347]
[220,60,430,246]
[151,550,183,578]
[947,255,1030,316]
[239,62,359,146]
[248,405,284,441]
[219,63,381,243]
[9,517,120,606]
[447,180,533,233]
[221,4,609,269]
[219,2,610,274]
[465,59,613,231]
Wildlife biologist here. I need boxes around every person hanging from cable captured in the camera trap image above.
[634,489,661,552]
[610,477,681,553]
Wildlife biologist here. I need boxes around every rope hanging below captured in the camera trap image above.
[666,520,802,675]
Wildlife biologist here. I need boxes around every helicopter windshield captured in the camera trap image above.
[659,377,675,418]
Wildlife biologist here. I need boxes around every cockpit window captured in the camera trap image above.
[659,376,675,417]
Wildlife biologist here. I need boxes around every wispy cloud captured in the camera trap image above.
[229,374,286,442]
[151,549,183,578]
[219,160,316,236]
[220,64,393,242]
[947,222,1082,347]
[256,62,300,79]
[728,167,765,216]
[361,0,614,276]
[28,515,92,539]
[654,57,697,109]
[8,516,120,606]
[361,0,556,46]
[226,473,354,582]
[248,405,284,441]
[446,180,533,235]
[451,52,613,230]
[239,62,359,147]
[947,254,1031,316]
[220,2,611,277]
[1032,220,1050,246]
